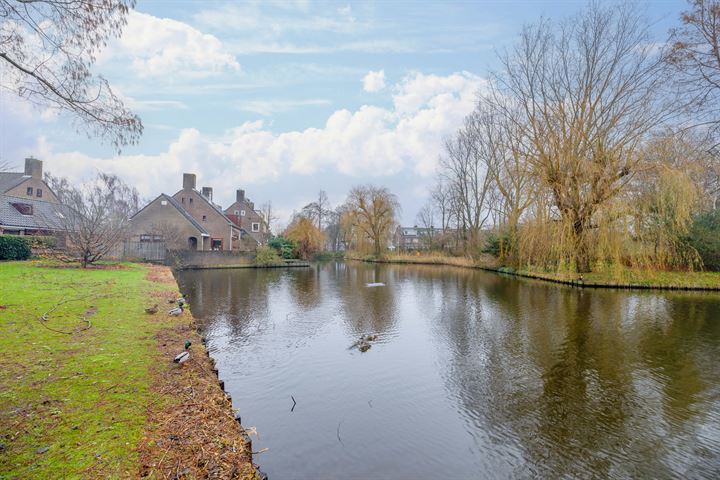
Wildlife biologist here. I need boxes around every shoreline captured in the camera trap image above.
[347,254,720,292]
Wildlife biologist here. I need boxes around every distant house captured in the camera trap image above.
[129,173,256,251]
[0,158,69,236]
[394,226,437,251]
[224,189,268,245]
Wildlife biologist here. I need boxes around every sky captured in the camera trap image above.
[0,0,687,227]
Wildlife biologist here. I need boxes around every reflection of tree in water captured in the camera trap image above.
[287,264,322,311]
[177,268,280,342]
[433,273,719,478]
[337,263,398,337]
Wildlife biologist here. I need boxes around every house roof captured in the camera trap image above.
[131,193,210,236]
[0,194,70,230]
[174,188,241,231]
[0,173,27,194]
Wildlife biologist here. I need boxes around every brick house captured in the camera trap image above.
[0,158,70,236]
[0,158,58,204]
[128,194,210,250]
[129,173,256,251]
[224,189,268,245]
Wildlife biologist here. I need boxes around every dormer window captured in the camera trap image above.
[11,203,33,215]
[26,187,33,196]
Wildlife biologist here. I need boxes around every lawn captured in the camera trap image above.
[0,261,177,478]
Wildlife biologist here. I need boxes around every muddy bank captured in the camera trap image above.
[138,265,265,479]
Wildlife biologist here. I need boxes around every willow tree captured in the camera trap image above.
[345,185,400,256]
[495,4,674,272]
[0,0,142,149]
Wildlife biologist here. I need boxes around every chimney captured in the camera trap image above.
[182,173,196,190]
[24,157,42,179]
[236,189,245,203]
[201,187,213,202]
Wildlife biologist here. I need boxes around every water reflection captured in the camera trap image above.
[177,263,720,479]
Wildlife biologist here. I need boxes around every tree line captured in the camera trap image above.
[417,1,720,273]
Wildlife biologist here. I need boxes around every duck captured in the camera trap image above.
[177,295,187,306]
[168,304,184,316]
[144,304,158,314]
[173,341,192,365]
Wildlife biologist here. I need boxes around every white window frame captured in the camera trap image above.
[240,210,246,216]
[251,222,260,232]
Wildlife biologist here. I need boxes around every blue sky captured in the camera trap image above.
[0,0,686,226]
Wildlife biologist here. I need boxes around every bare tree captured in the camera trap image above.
[667,0,720,136]
[495,3,674,271]
[301,190,333,231]
[48,172,140,267]
[260,201,278,235]
[0,0,142,149]
[439,113,495,253]
[345,185,400,256]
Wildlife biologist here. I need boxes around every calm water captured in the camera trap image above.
[177,262,720,479]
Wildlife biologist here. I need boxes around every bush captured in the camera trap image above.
[0,235,32,260]
[255,245,281,266]
[268,235,297,259]
[688,209,720,271]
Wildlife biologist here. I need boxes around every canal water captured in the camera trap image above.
[177,262,720,479]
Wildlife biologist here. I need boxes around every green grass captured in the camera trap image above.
[523,266,720,289]
[0,261,176,479]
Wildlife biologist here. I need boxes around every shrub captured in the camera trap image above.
[255,245,281,266]
[0,235,32,260]
[268,235,297,259]
[688,210,720,271]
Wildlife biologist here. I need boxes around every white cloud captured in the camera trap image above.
[363,70,386,92]
[101,11,240,78]
[33,71,484,203]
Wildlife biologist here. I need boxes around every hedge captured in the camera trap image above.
[0,235,32,260]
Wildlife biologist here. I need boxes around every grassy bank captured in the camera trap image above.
[0,261,258,479]
[349,252,720,290]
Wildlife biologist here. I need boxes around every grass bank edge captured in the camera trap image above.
[347,252,720,290]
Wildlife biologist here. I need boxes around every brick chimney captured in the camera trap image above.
[236,189,245,203]
[182,173,196,190]
[201,187,213,202]
[24,157,42,179]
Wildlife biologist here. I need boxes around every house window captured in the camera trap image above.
[211,238,223,250]
[252,222,260,232]
[189,198,193,204]
[181,197,185,204]
[140,234,152,242]
[161,200,167,206]
[26,187,33,196]
[36,189,42,198]
[202,215,207,221]
[234,210,239,215]
[153,235,163,242]
[240,210,246,216]
[11,203,33,215]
